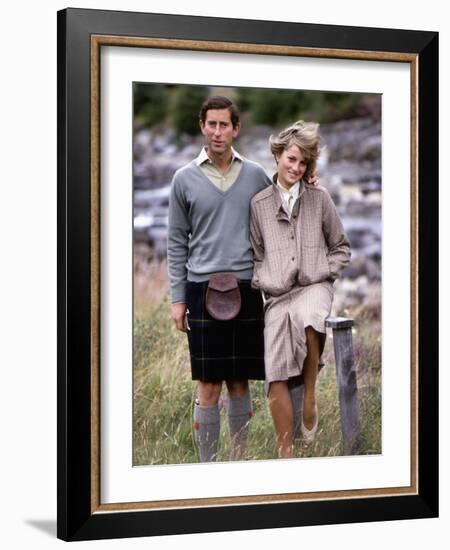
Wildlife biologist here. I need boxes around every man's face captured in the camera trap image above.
[200,108,240,156]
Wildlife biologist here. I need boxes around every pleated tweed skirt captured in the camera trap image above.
[185,280,265,382]
[263,281,334,394]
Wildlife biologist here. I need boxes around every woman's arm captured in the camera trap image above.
[249,201,265,288]
[322,190,351,280]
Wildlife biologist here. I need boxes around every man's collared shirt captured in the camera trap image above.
[276,179,300,218]
[195,146,243,192]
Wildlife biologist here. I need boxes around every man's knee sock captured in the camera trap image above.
[227,390,252,460]
[289,385,304,439]
[193,401,220,462]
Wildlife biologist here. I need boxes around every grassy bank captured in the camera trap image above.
[133,294,381,465]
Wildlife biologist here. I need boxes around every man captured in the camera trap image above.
[168,96,271,462]
[168,96,316,462]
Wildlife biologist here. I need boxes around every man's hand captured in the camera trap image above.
[307,169,319,186]
[172,303,187,332]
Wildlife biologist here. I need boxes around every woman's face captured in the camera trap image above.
[276,144,307,189]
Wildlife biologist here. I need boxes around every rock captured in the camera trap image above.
[132,117,382,291]
[356,134,382,162]
[135,187,171,208]
[342,256,381,281]
[134,157,182,189]
[332,277,381,320]
[322,118,381,164]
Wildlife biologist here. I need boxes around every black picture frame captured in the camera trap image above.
[57,7,438,542]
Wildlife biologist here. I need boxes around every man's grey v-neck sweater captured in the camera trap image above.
[168,158,271,303]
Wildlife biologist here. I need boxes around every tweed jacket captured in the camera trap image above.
[250,179,351,297]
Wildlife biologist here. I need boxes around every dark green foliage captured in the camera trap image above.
[171,86,209,136]
[133,83,377,135]
[133,83,170,127]
[236,88,366,126]
[252,89,311,126]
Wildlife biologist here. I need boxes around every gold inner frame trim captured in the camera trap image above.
[92,35,417,62]
[90,34,419,514]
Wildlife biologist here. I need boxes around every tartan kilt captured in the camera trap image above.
[185,280,265,381]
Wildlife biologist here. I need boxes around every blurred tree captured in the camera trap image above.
[237,89,321,126]
[251,89,290,125]
[236,87,372,126]
[133,83,169,127]
[235,87,253,113]
[171,86,209,136]
[318,92,362,122]
[133,83,378,135]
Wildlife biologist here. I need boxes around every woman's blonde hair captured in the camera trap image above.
[269,120,320,181]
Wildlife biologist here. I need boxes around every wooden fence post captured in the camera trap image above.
[325,317,361,454]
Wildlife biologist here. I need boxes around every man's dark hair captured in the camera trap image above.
[199,96,240,128]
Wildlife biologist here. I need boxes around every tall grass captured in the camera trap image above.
[133,295,381,465]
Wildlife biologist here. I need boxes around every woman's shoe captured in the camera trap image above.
[301,404,318,443]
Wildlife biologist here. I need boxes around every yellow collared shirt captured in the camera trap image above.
[195,147,243,192]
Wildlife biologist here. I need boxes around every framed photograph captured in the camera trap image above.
[132,82,382,467]
[57,8,438,541]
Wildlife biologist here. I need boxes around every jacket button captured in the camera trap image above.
[291,257,295,261]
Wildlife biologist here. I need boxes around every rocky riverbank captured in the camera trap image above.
[133,116,381,316]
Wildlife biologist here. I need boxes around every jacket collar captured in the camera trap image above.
[271,173,306,220]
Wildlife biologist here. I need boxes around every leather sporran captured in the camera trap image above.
[205,274,241,321]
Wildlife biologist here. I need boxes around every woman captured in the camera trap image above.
[250,121,351,458]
